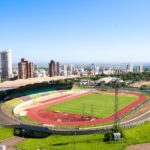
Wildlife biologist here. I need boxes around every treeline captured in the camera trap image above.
[114,72,150,81]
[140,85,150,91]
[80,72,150,82]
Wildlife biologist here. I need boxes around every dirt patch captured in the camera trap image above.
[132,81,150,88]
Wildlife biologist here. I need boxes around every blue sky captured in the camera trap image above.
[0,0,150,64]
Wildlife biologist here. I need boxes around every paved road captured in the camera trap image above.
[122,111,150,125]
[0,105,19,125]
[0,136,25,150]
[126,143,150,150]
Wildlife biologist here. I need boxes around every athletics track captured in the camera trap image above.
[27,91,147,126]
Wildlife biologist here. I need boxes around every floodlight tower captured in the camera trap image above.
[114,81,119,126]
[112,78,120,127]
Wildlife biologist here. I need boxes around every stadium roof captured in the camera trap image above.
[0,75,79,89]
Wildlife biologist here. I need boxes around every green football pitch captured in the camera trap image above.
[45,93,137,118]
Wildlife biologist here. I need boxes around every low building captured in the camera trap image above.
[34,69,47,77]
[96,77,124,84]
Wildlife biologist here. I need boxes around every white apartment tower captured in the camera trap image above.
[126,63,133,72]
[62,65,67,76]
[136,64,143,73]
[0,49,12,79]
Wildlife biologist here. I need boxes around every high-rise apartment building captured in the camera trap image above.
[126,63,133,72]
[136,64,143,73]
[0,49,12,79]
[63,65,67,76]
[70,64,74,75]
[49,60,60,77]
[56,62,60,76]
[18,58,34,79]
[67,64,74,75]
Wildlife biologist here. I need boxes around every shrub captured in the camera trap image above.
[103,131,113,142]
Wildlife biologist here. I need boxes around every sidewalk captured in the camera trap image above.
[0,136,25,150]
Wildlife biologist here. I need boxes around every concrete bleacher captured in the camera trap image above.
[2,88,63,118]
[13,90,74,119]
[3,85,81,114]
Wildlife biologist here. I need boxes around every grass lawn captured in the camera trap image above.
[16,121,150,150]
[45,93,137,118]
[0,127,13,141]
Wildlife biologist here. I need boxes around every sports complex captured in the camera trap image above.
[1,80,149,130]
[1,80,150,150]
[15,90,147,127]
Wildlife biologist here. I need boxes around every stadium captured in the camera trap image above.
[13,90,147,127]
[0,79,149,133]
[1,78,150,150]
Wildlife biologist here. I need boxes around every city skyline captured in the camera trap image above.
[1,0,150,63]
[0,49,149,67]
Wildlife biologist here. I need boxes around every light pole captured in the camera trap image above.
[112,78,120,127]
[114,83,119,127]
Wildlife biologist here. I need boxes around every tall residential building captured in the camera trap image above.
[70,64,74,75]
[91,64,96,75]
[62,65,67,76]
[0,49,12,79]
[49,60,60,77]
[18,58,34,79]
[56,62,60,76]
[67,64,74,75]
[28,62,34,78]
[136,64,143,73]
[126,63,133,72]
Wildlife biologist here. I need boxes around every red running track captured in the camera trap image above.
[27,91,147,126]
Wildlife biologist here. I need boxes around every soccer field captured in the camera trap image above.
[46,93,137,118]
